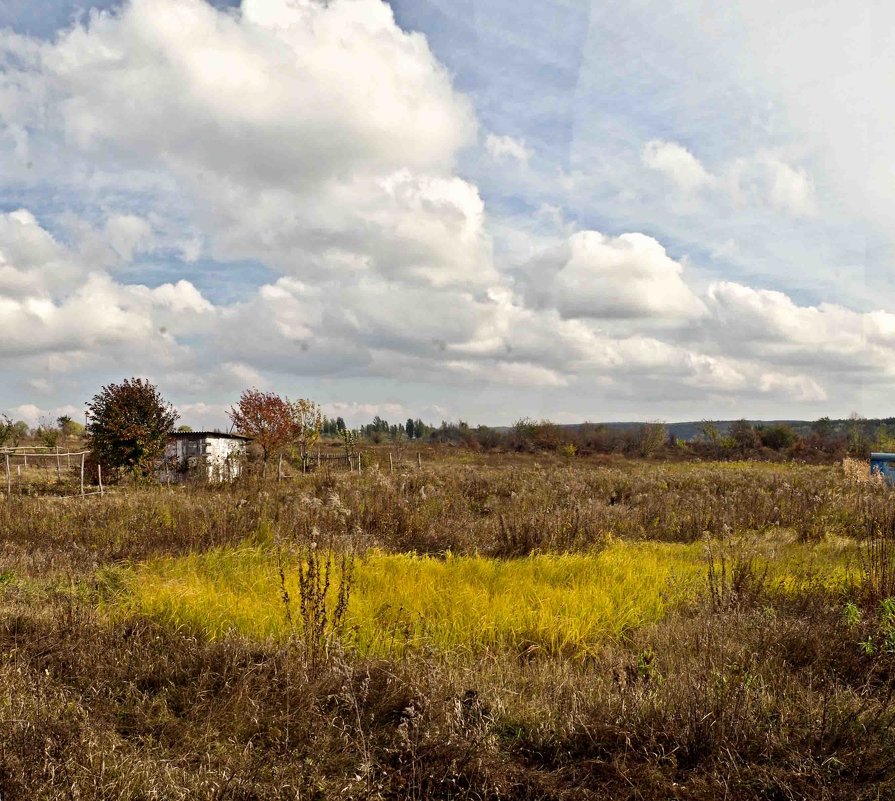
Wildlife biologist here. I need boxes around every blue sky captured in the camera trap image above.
[0,0,893,428]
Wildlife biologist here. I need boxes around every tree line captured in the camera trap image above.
[3,377,892,480]
[325,415,433,442]
[0,414,85,449]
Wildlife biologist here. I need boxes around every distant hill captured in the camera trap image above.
[591,420,812,441]
[492,418,895,442]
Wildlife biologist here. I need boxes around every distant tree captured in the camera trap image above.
[10,421,28,445]
[56,415,85,440]
[874,424,895,453]
[759,423,798,451]
[176,424,193,432]
[36,417,60,448]
[636,422,667,457]
[474,424,502,450]
[321,416,347,437]
[228,389,293,471]
[811,416,834,439]
[847,412,868,455]
[86,378,178,477]
[532,420,563,451]
[512,417,538,450]
[0,415,13,448]
[700,420,720,445]
[405,418,415,440]
[729,419,760,452]
[290,398,322,467]
[339,427,359,459]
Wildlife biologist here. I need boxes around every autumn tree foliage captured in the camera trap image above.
[227,389,294,467]
[291,398,322,466]
[86,378,178,477]
[228,391,324,473]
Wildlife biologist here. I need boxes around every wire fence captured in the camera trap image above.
[2,445,427,496]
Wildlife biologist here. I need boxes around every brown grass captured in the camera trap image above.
[1,453,894,798]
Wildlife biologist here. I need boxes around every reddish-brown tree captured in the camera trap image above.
[227,389,293,471]
[86,378,178,478]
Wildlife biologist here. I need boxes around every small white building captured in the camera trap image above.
[161,431,250,483]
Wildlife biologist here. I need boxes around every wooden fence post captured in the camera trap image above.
[55,446,61,482]
[417,452,422,469]
[358,452,363,474]
[4,454,9,498]
[80,452,85,497]
[98,464,104,496]
[389,452,393,473]
[317,448,321,469]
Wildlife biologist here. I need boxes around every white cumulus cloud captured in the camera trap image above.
[642,140,713,192]
[519,230,706,322]
[486,133,533,163]
[0,0,494,289]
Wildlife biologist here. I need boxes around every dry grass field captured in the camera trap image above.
[2,452,895,799]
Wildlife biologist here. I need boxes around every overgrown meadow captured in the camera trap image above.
[2,452,895,799]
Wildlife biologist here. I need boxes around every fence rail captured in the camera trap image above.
[3,446,427,496]
[0,449,89,456]
[3,449,97,498]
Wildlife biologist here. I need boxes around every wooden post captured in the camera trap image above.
[317,448,321,469]
[389,452,393,473]
[23,452,27,469]
[4,454,9,498]
[80,452,85,497]
[348,455,354,472]
[417,452,422,469]
[358,452,363,474]
[55,446,61,481]
[98,464,104,496]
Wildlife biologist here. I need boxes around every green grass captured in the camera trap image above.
[106,536,858,658]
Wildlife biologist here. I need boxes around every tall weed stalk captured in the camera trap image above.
[279,538,355,673]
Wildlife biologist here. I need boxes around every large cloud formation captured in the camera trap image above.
[0,0,888,422]
[4,0,493,288]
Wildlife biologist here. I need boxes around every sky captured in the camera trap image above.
[0,0,893,428]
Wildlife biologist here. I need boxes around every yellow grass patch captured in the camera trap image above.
[107,536,857,658]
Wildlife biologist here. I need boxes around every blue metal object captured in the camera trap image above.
[870,453,895,484]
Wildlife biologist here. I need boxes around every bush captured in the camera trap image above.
[760,423,798,451]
